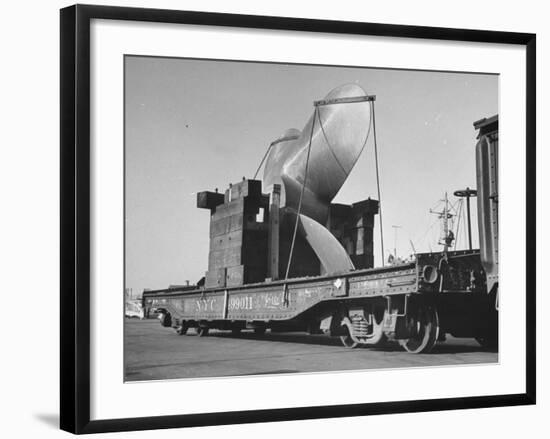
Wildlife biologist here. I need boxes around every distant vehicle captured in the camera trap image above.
[125,300,144,319]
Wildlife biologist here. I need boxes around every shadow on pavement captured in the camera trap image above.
[211,331,343,347]
[209,331,497,354]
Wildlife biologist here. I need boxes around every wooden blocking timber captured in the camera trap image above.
[225,265,244,287]
[205,267,226,288]
[327,203,352,240]
[226,265,266,287]
[352,198,379,228]
[197,191,225,211]
[209,213,244,238]
[224,179,263,204]
[200,179,270,288]
[267,184,281,280]
[351,253,374,270]
[208,246,242,269]
[209,230,244,252]
[211,197,245,220]
[327,198,379,270]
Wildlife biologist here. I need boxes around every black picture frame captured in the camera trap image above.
[60,4,536,434]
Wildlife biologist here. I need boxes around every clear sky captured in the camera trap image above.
[125,55,498,294]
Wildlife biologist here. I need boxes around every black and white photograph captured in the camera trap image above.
[124,56,500,381]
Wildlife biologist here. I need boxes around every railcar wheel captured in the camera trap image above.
[340,326,359,349]
[176,325,188,335]
[159,312,172,328]
[197,326,209,337]
[231,327,241,335]
[399,305,439,354]
[254,327,266,335]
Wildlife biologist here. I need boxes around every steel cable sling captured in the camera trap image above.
[284,107,318,280]
[370,100,385,266]
[253,141,274,180]
[249,109,318,281]
[313,97,385,267]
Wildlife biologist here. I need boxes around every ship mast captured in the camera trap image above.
[430,192,455,252]
[443,192,450,252]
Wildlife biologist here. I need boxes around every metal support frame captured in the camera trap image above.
[222,289,228,319]
[282,283,289,307]
[268,184,281,280]
[314,94,376,107]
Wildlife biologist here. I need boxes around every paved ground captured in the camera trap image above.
[124,319,498,382]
